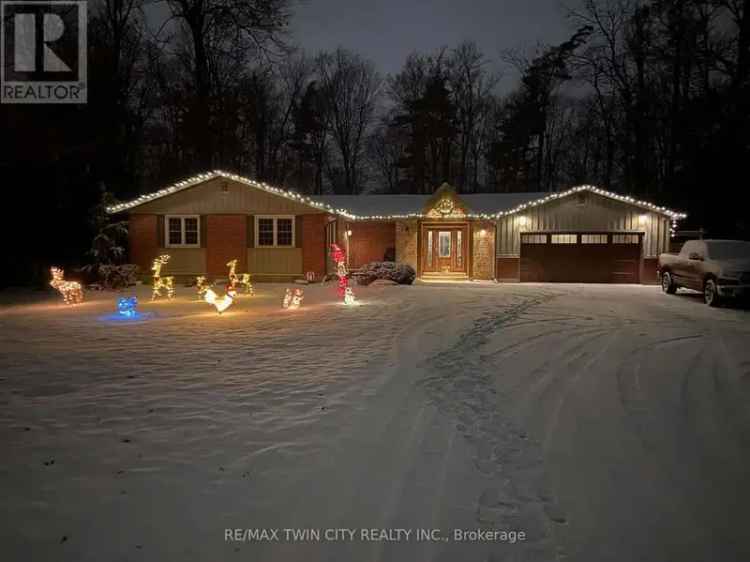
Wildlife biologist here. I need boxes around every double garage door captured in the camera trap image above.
[520,232,643,283]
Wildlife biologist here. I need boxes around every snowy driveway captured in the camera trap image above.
[1,283,749,561]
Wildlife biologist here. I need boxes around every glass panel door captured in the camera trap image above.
[439,232,451,257]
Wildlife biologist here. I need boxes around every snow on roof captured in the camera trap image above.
[106,170,686,220]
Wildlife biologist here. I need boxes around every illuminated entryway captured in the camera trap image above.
[421,223,469,276]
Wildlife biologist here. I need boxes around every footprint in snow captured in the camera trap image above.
[543,503,567,524]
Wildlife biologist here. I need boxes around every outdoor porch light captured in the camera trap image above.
[480,229,487,237]
[638,214,648,225]
[346,229,352,237]
[518,216,528,227]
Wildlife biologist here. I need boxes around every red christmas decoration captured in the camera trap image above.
[330,243,350,298]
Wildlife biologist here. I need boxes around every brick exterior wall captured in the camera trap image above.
[302,214,328,278]
[471,222,496,280]
[496,257,520,280]
[129,214,158,274]
[395,220,418,271]
[206,215,247,278]
[348,222,396,269]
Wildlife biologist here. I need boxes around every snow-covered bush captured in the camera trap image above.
[81,187,129,285]
[97,264,139,289]
[356,262,416,286]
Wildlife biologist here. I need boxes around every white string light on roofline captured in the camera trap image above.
[106,171,687,225]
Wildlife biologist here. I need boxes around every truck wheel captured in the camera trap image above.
[704,279,722,307]
[661,272,677,294]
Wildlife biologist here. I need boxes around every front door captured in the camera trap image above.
[422,225,468,274]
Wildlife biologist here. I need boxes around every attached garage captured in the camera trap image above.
[520,232,643,283]
[496,187,684,284]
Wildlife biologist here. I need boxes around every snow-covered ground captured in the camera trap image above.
[1,282,749,561]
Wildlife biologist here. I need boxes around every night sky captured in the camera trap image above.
[290,0,571,89]
[144,0,572,91]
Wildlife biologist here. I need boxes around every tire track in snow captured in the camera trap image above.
[418,291,565,560]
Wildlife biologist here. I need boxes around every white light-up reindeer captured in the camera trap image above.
[195,276,211,299]
[227,259,253,294]
[151,255,175,300]
[50,267,84,304]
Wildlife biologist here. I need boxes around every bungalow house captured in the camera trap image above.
[107,170,686,284]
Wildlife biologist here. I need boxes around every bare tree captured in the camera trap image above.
[163,0,292,169]
[316,48,382,194]
[448,41,499,191]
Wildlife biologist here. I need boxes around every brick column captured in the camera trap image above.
[129,214,158,274]
[206,215,247,278]
[472,221,496,280]
[301,214,327,278]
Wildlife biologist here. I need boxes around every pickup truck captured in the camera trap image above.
[658,239,750,306]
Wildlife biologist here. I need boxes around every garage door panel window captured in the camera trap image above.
[551,234,577,244]
[255,216,295,247]
[612,234,640,244]
[522,234,547,244]
[581,234,608,244]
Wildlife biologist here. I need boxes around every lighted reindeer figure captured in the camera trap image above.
[151,255,175,300]
[195,276,211,299]
[226,259,253,294]
[50,267,84,304]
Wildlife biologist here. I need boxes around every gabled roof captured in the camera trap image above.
[106,170,686,220]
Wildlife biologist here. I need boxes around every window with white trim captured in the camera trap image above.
[166,215,200,247]
[255,216,295,247]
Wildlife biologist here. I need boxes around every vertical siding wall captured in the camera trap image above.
[496,193,671,258]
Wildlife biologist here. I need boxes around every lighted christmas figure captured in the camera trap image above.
[151,255,175,300]
[117,297,138,317]
[227,259,253,294]
[49,267,84,304]
[195,276,211,298]
[330,243,354,303]
[282,288,293,309]
[203,286,236,314]
[291,288,304,309]
[344,287,356,306]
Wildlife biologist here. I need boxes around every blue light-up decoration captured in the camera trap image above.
[117,296,138,317]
